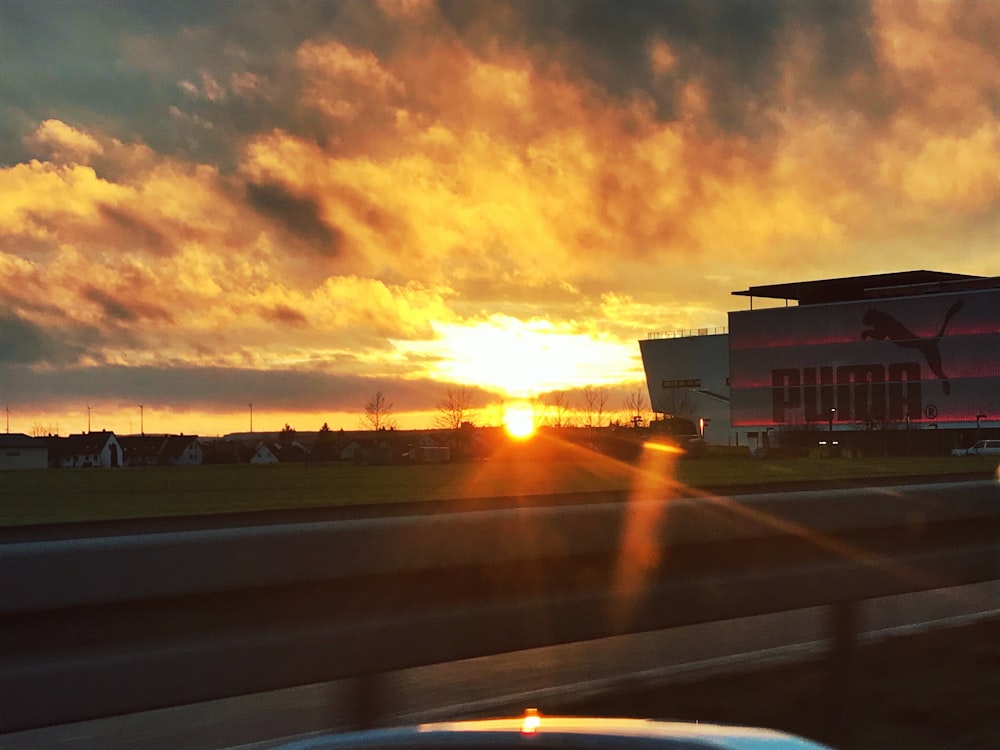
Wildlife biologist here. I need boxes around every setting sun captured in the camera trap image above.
[503,403,536,439]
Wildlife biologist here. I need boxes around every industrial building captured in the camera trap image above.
[0,433,49,470]
[641,271,1000,454]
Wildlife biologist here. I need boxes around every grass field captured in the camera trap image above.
[3,435,997,526]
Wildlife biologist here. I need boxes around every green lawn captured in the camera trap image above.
[4,444,997,526]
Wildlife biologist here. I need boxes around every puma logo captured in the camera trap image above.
[861,300,963,394]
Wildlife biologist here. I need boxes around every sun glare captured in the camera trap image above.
[504,403,536,439]
[398,316,642,399]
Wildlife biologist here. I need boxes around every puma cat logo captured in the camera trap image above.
[861,300,963,394]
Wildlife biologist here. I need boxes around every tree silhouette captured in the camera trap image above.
[658,386,694,420]
[361,390,397,431]
[581,385,609,428]
[435,386,477,430]
[545,391,574,428]
[623,388,647,428]
[279,423,296,446]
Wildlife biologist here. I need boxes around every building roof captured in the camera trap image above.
[731,270,991,306]
[48,431,117,457]
[161,434,199,459]
[118,434,166,462]
[0,433,45,449]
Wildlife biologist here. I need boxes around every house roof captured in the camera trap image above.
[118,434,166,461]
[0,433,45,449]
[49,432,117,457]
[161,434,199,459]
[731,270,989,306]
[117,434,199,462]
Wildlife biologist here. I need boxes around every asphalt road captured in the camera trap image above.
[2,581,996,750]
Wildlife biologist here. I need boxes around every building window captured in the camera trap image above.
[6,451,20,457]
[662,378,701,388]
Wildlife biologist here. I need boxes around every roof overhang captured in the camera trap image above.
[732,270,990,306]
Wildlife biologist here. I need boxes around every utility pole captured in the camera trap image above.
[139,404,144,436]
[249,403,253,433]
[4,405,8,434]
[87,405,91,433]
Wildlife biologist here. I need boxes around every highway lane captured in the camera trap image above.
[2,581,997,750]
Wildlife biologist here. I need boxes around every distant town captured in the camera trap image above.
[0,425,471,471]
[0,417,693,472]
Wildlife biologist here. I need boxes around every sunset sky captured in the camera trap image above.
[1,0,998,436]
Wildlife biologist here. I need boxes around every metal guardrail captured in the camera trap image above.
[2,480,998,736]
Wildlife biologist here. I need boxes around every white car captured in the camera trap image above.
[273,712,835,749]
[965,439,1000,456]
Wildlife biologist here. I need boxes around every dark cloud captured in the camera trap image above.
[99,204,172,255]
[246,181,344,253]
[83,286,173,324]
[0,3,172,147]
[263,304,310,326]
[0,362,453,414]
[0,1,414,165]
[0,309,82,365]
[439,0,878,131]
[1,0,879,163]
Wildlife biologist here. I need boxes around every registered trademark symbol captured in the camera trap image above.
[925,405,938,419]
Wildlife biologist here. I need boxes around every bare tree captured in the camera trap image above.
[435,386,477,430]
[545,391,575,428]
[360,391,397,431]
[581,385,609,428]
[623,388,647,428]
[659,387,694,420]
[30,422,59,437]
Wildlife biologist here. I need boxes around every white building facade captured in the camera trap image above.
[0,434,48,470]
[639,329,734,446]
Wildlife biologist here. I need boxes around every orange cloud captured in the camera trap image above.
[297,40,405,122]
[24,119,104,164]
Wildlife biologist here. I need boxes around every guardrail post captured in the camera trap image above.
[827,600,860,748]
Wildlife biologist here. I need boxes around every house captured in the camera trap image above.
[118,435,166,466]
[160,435,203,465]
[308,437,343,463]
[250,443,279,464]
[48,431,123,468]
[270,440,310,463]
[0,433,48,470]
[407,433,450,463]
[339,440,370,464]
[118,434,204,466]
